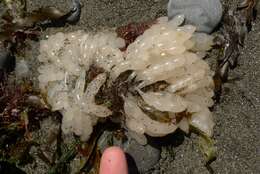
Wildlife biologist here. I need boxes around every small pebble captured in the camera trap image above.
[167,0,223,33]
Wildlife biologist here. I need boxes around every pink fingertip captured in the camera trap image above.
[99,146,128,174]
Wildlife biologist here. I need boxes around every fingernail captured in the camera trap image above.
[99,146,128,174]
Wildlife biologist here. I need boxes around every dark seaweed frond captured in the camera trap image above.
[0,0,81,57]
[213,0,257,101]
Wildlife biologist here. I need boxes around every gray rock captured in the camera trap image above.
[167,0,223,33]
[124,137,160,173]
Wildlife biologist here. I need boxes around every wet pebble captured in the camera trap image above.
[167,0,223,33]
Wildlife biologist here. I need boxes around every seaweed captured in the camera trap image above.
[0,1,82,168]
[0,73,54,168]
[48,140,79,174]
[213,0,257,100]
[0,42,16,72]
[116,20,155,51]
[77,125,105,174]
[95,70,135,115]
[0,0,81,57]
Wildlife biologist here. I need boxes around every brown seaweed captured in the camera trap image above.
[0,0,81,57]
[213,0,257,101]
[0,41,16,72]
[48,140,79,174]
[95,70,136,115]
[0,73,54,167]
[116,21,155,51]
